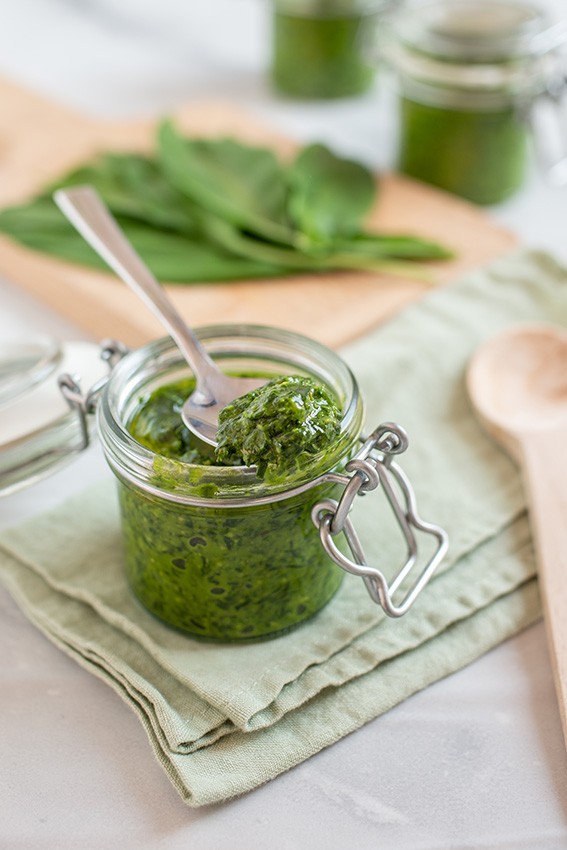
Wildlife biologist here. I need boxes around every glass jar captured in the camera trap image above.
[382,0,567,204]
[98,326,364,641]
[94,323,449,642]
[271,0,387,98]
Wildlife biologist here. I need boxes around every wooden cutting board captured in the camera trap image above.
[0,78,516,349]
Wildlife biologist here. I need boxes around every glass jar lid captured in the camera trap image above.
[0,336,61,408]
[0,339,109,497]
[399,0,547,63]
[382,0,566,101]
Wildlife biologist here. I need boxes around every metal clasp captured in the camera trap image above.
[311,422,449,618]
[57,339,128,453]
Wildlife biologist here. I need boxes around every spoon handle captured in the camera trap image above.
[520,427,567,741]
[53,185,218,383]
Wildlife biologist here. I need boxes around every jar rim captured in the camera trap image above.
[380,0,564,102]
[97,325,364,507]
[395,0,548,62]
[273,0,390,18]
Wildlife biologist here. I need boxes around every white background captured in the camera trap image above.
[1,1,567,847]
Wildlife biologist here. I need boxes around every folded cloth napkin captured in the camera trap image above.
[1,248,565,806]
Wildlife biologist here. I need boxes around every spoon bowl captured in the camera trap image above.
[467,322,567,749]
[181,370,265,446]
[54,186,266,447]
[467,323,567,452]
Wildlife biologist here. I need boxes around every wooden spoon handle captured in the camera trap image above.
[520,427,567,741]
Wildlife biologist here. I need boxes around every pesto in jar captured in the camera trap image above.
[123,375,345,641]
[399,96,529,205]
[272,11,375,99]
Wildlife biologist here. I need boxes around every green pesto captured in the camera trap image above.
[215,375,341,482]
[272,12,375,98]
[124,376,345,641]
[129,377,225,466]
[399,96,529,205]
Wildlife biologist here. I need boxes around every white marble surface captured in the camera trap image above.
[1,1,567,847]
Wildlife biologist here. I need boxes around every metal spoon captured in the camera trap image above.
[54,186,265,446]
[467,323,567,747]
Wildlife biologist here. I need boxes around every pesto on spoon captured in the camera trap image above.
[215,375,342,482]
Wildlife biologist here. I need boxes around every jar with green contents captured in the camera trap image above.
[271,0,388,98]
[90,326,447,642]
[382,0,567,204]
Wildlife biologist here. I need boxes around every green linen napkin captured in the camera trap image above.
[1,248,565,806]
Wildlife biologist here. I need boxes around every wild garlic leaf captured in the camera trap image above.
[193,210,333,270]
[47,152,199,235]
[287,143,375,249]
[0,196,285,282]
[335,233,454,260]
[158,121,295,246]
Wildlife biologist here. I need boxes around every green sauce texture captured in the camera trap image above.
[124,375,345,641]
[216,375,341,481]
[272,12,375,98]
[399,96,528,205]
[128,378,217,465]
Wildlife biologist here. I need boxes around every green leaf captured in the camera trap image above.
[287,143,375,249]
[335,233,455,260]
[0,196,285,282]
[47,152,199,235]
[195,212,441,280]
[158,121,295,246]
[191,211,328,270]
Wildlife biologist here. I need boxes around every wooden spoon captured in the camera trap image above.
[467,323,567,744]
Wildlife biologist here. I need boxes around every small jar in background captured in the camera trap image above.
[382,0,567,205]
[271,0,388,99]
